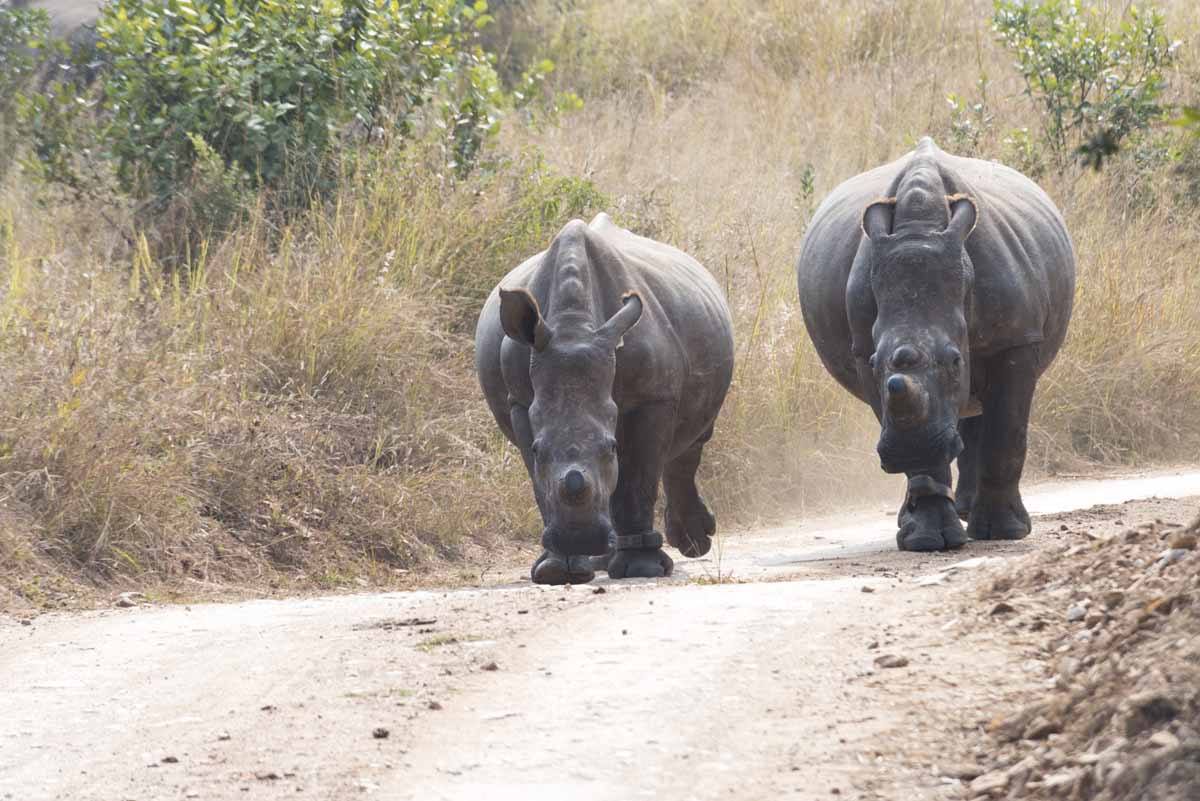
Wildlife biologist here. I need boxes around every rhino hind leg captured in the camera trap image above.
[968,345,1037,541]
[896,466,968,552]
[664,429,717,558]
[605,404,676,580]
[954,415,983,521]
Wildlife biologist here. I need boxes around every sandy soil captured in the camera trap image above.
[2,469,1198,801]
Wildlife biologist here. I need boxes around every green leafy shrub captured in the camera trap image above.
[993,0,1179,168]
[94,0,503,203]
[0,5,53,179]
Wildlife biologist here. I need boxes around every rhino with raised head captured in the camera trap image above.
[798,137,1075,551]
[475,214,734,584]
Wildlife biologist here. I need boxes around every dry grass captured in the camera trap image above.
[3,0,1200,607]
[501,0,1200,516]
[0,149,603,607]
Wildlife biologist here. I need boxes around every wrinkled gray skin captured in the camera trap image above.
[798,138,1075,551]
[476,214,734,584]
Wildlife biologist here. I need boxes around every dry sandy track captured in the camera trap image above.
[2,470,1198,801]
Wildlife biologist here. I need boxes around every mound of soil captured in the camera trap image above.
[963,514,1200,800]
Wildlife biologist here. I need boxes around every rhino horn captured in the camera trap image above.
[885,374,928,421]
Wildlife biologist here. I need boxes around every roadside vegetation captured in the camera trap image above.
[1,0,1198,608]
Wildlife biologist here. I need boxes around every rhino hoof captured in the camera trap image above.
[607,548,674,580]
[897,496,967,552]
[968,491,1031,541]
[531,552,596,585]
[666,501,716,558]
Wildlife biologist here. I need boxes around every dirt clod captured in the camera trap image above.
[481,661,500,672]
[115,592,145,608]
[969,769,1009,795]
[1123,693,1180,737]
[943,763,985,781]
[969,517,1200,800]
[372,727,390,739]
[873,654,909,669]
[1023,715,1061,741]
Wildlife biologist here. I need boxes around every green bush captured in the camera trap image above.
[0,6,53,179]
[993,0,1179,168]
[94,0,503,203]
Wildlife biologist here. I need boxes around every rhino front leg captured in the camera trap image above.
[954,415,983,521]
[969,344,1038,541]
[663,427,716,558]
[606,403,675,580]
[512,404,596,585]
[897,464,967,551]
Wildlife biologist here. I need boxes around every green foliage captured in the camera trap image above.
[1177,106,1200,134]
[93,0,503,202]
[15,82,103,195]
[946,77,995,157]
[0,5,49,108]
[0,6,53,179]
[993,0,1179,168]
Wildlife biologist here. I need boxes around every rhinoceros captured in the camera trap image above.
[798,137,1075,551]
[475,214,735,584]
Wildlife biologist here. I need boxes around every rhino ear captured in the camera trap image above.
[598,291,643,350]
[945,194,978,242]
[499,288,552,351]
[861,197,897,240]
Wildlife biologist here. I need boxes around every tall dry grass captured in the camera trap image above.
[2,0,1199,606]
[0,149,605,605]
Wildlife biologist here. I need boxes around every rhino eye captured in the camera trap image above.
[868,353,878,369]
[530,440,542,459]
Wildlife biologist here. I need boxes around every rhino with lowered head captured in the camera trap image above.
[475,214,734,584]
[798,137,1075,551]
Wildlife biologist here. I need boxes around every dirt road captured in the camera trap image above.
[3,470,1198,801]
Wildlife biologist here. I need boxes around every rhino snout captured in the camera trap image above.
[559,468,592,506]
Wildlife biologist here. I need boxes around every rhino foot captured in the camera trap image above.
[666,498,716,558]
[897,496,967,552]
[968,488,1031,541]
[531,551,597,585]
[606,533,674,579]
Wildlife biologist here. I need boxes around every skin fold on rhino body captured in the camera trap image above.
[475,213,735,585]
[797,137,1075,552]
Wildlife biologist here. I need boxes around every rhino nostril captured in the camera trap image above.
[892,345,920,370]
[561,469,589,504]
